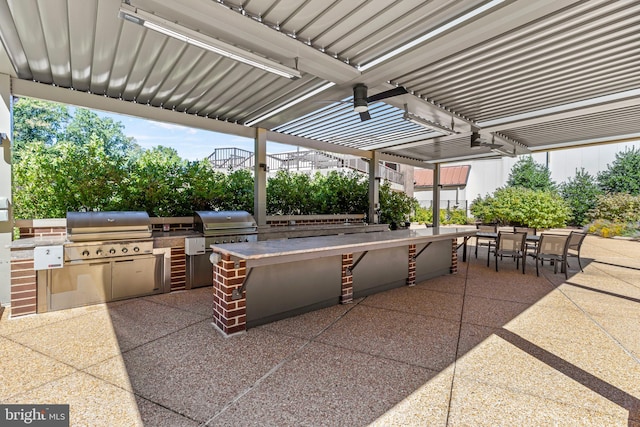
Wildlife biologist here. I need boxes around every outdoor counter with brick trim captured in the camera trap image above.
[210,227,476,336]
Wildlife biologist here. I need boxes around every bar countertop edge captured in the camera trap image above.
[211,227,476,268]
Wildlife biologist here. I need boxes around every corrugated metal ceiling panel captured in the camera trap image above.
[0,0,638,164]
[392,0,640,122]
[501,105,640,147]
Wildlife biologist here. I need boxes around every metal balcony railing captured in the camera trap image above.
[206,148,405,185]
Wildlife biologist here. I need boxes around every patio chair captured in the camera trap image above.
[513,226,538,255]
[488,231,527,274]
[534,233,571,279]
[566,231,587,272]
[475,223,497,258]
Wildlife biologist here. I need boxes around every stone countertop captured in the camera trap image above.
[257,223,389,240]
[212,227,476,268]
[8,236,67,250]
[152,230,200,248]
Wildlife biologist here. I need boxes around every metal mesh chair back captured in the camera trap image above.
[537,234,569,257]
[477,224,497,233]
[568,231,586,250]
[497,232,526,253]
[513,226,537,235]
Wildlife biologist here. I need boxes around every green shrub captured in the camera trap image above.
[586,219,640,238]
[470,187,570,228]
[444,208,471,225]
[412,205,432,224]
[587,193,640,223]
[598,147,640,195]
[559,168,602,226]
[411,207,470,225]
[379,182,417,227]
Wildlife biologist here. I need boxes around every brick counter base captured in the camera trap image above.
[450,238,458,274]
[212,253,247,336]
[10,259,37,317]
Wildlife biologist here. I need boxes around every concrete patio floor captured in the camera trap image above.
[1,234,640,426]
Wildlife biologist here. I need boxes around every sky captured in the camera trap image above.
[96,110,296,160]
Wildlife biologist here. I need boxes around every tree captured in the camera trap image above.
[65,108,141,157]
[12,137,126,218]
[559,168,602,226]
[598,147,640,195]
[124,146,191,216]
[11,98,69,159]
[506,156,555,191]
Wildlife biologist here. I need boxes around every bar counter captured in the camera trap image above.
[210,227,476,336]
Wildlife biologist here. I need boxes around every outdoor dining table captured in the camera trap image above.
[476,232,541,251]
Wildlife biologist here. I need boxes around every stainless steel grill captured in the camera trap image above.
[65,211,153,262]
[186,211,258,289]
[37,211,167,313]
[67,211,152,243]
[194,210,258,242]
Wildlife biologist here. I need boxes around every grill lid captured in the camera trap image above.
[194,211,257,236]
[66,211,152,241]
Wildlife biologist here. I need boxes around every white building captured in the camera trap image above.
[415,140,640,212]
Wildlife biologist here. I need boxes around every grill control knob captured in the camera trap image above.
[230,239,235,243]
[133,246,140,253]
[109,248,116,254]
[122,247,128,254]
[82,250,90,257]
[96,249,103,256]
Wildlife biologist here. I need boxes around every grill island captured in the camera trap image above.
[185,211,258,289]
[37,211,169,312]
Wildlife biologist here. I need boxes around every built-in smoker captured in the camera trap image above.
[185,211,258,288]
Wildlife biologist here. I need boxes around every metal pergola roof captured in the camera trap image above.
[0,0,638,166]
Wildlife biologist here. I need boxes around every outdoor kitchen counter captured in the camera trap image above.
[209,227,475,335]
[8,236,67,261]
[152,230,200,248]
[211,227,475,267]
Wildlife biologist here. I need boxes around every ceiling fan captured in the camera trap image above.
[352,83,408,121]
[470,132,503,149]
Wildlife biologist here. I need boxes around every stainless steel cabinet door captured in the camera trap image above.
[49,261,111,310]
[111,255,159,300]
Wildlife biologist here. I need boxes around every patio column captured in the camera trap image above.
[254,127,267,226]
[432,163,441,228]
[368,151,380,224]
[0,73,12,306]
